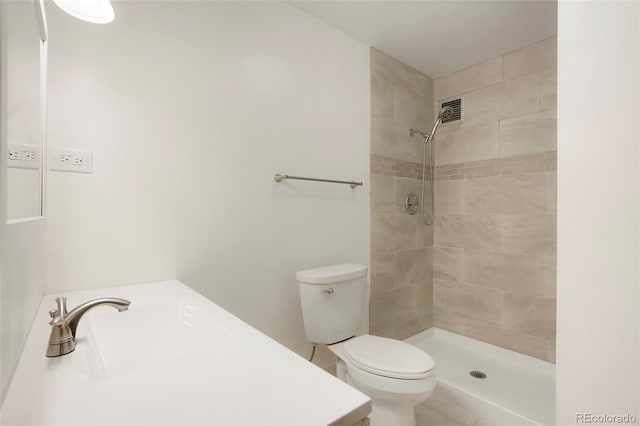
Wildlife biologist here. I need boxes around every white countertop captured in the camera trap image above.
[2,280,371,425]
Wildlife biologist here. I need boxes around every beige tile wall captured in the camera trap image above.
[369,48,435,339]
[432,36,557,362]
[368,37,557,362]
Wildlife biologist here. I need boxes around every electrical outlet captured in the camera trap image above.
[8,143,40,169]
[49,148,92,173]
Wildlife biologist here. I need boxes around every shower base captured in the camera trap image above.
[405,327,555,426]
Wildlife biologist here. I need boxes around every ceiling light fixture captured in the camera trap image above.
[52,0,114,24]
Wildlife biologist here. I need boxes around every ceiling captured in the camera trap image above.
[290,1,557,78]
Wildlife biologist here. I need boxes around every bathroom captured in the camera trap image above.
[1,1,638,425]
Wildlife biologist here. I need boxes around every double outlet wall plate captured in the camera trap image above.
[8,143,41,169]
[49,148,93,173]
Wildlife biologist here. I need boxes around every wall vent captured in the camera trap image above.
[441,98,462,123]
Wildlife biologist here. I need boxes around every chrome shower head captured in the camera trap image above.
[410,105,456,140]
[439,105,455,121]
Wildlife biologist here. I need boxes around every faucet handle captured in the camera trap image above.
[54,297,68,316]
[49,297,69,326]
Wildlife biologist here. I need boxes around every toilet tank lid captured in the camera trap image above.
[297,264,368,284]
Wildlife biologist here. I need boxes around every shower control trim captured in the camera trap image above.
[405,193,419,215]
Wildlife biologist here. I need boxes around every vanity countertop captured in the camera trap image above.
[1,280,371,425]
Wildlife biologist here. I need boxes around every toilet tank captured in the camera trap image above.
[297,264,368,345]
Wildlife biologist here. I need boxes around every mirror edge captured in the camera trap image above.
[36,0,48,219]
[34,0,48,42]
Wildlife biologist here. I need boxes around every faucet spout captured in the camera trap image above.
[65,298,130,338]
[46,297,130,358]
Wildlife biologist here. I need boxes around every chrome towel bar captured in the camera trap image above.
[274,174,363,189]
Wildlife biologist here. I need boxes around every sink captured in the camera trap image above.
[77,300,237,380]
[2,280,371,425]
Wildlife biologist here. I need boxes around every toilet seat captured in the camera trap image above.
[343,335,434,380]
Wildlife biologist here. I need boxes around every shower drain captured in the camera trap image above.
[469,370,487,379]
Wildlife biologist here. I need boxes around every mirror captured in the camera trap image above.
[5,0,47,221]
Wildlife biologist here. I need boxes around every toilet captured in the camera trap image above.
[297,264,435,426]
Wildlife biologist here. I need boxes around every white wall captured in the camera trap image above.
[0,2,46,402]
[44,1,370,365]
[557,1,640,423]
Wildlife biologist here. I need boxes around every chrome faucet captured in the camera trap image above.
[46,296,130,357]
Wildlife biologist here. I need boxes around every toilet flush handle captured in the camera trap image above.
[323,288,334,295]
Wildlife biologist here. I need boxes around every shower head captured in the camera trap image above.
[423,106,455,138]
[439,105,455,121]
[409,105,456,140]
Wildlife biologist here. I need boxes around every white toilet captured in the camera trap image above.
[297,264,436,426]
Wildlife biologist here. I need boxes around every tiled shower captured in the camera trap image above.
[370,37,557,362]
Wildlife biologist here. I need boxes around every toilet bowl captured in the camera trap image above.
[297,264,436,426]
[329,335,435,426]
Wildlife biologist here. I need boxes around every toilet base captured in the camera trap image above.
[368,398,417,426]
[344,366,433,426]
